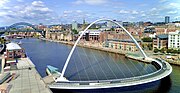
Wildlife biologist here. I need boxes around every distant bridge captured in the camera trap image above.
[0,22,46,37]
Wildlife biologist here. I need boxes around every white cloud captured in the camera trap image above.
[63,10,83,15]
[118,10,139,14]
[132,10,138,14]
[130,16,135,19]
[167,10,178,14]
[32,1,44,7]
[63,10,73,14]
[74,0,83,4]
[37,7,52,12]
[0,12,7,16]
[61,10,93,23]
[169,3,179,7]
[118,10,129,14]
[73,0,107,5]
[0,0,57,25]
[76,10,82,13]
[85,0,107,5]
[0,0,9,7]
[21,1,52,13]
[150,8,157,12]
[141,14,146,17]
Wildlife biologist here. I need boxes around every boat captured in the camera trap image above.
[16,36,23,39]
[18,41,22,45]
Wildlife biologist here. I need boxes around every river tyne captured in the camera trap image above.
[13,38,180,93]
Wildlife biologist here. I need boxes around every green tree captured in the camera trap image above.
[72,29,78,34]
[10,28,16,30]
[178,49,180,54]
[110,28,115,31]
[142,37,153,42]
[4,32,9,35]
[172,49,178,54]
[160,48,166,53]
[154,48,159,53]
[147,43,153,50]
[142,44,145,49]
[0,38,6,44]
[167,49,173,53]
[10,32,13,34]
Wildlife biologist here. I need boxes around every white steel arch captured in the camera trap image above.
[57,19,148,82]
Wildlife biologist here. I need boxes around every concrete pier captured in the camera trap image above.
[8,58,52,93]
[43,74,59,84]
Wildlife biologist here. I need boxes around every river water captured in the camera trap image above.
[13,38,180,93]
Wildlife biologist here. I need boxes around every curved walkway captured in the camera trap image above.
[49,58,172,89]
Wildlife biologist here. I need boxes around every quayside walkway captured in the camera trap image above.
[8,58,51,93]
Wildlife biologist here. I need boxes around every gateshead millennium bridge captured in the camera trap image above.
[47,19,172,90]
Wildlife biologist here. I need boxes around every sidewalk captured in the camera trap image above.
[7,58,51,93]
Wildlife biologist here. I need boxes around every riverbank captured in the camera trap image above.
[40,38,153,64]
[40,38,180,66]
[40,38,126,55]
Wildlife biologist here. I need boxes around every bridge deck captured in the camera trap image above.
[48,60,172,89]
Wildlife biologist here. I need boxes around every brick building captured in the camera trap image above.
[103,39,142,52]
[5,42,26,60]
[153,34,168,50]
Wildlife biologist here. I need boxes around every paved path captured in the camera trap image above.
[8,58,52,93]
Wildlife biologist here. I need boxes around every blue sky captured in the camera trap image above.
[0,0,180,26]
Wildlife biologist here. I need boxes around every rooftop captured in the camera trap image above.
[79,30,102,35]
[156,34,168,39]
[169,30,180,34]
[6,42,22,50]
[107,39,141,43]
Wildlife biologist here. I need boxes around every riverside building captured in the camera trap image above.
[5,42,26,60]
[168,30,180,49]
[153,34,168,50]
[103,39,142,52]
[79,30,102,42]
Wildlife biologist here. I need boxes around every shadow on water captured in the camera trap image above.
[51,76,172,93]
[154,76,172,93]
[50,81,159,93]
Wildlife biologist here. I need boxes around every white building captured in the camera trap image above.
[175,23,180,27]
[168,30,180,49]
